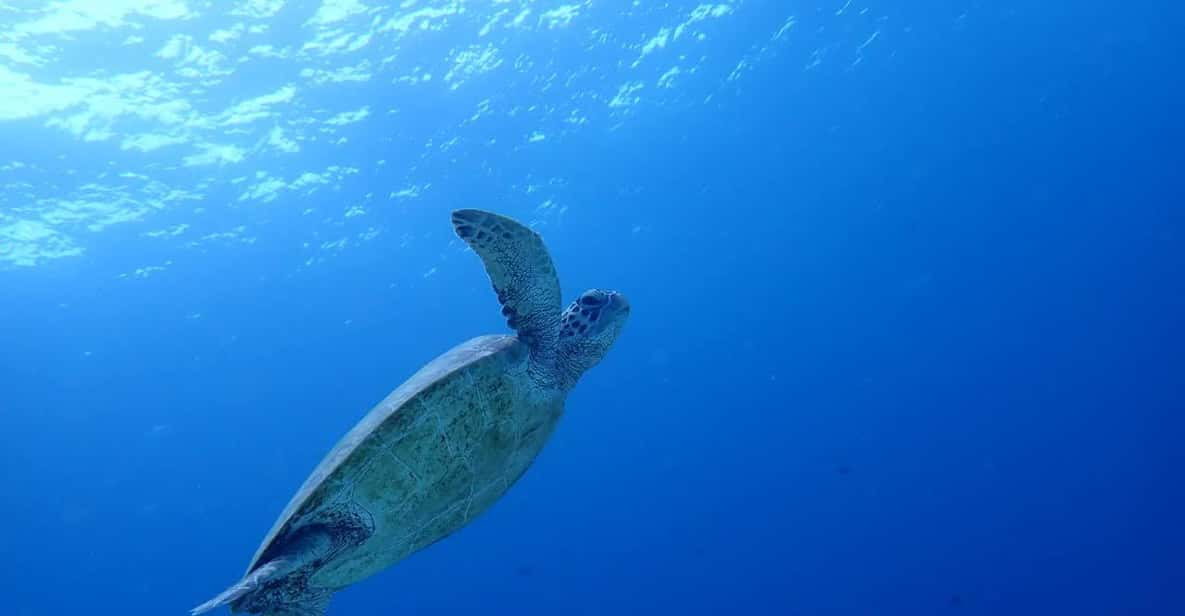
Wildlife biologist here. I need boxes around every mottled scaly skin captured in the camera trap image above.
[232,334,563,612]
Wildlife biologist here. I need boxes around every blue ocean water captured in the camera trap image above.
[2,1,1183,614]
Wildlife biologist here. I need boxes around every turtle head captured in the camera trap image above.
[555,288,630,389]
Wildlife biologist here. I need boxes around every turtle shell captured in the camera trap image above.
[243,333,564,589]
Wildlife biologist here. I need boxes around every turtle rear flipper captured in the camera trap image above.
[192,525,335,615]
[262,594,331,616]
[190,558,287,615]
[190,558,332,616]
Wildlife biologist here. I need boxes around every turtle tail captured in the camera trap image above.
[190,559,286,615]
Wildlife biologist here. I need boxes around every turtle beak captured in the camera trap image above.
[609,292,630,314]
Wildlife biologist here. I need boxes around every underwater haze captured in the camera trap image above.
[2,1,1183,614]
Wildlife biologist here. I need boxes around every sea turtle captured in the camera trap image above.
[190,208,630,616]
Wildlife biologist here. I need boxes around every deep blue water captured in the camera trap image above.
[2,1,1183,615]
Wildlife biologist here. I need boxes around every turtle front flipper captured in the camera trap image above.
[451,209,561,352]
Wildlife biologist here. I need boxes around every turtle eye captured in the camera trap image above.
[579,293,604,307]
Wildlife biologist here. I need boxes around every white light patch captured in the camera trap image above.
[633,3,736,67]
[231,0,286,18]
[389,186,421,199]
[325,106,370,126]
[300,61,372,84]
[184,143,246,166]
[445,45,502,89]
[156,35,188,60]
[239,175,288,202]
[291,171,330,190]
[220,86,297,125]
[540,5,581,28]
[156,35,233,79]
[267,126,300,153]
[379,5,459,36]
[13,0,196,36]
[510,8,531,28]
[4,69,195,150]
[0,219,84,267]
[674,3,735,40]
[209,25,246,44]
[657,66,681,88]
[189,226,255,248]
[121,261,173,279]
[143,224,190,238]
[609,81,644,108]
[633,28,670,68]
[121,133,188,152]
[0,42,46,66]
[248,44,290,58]
[237,166,358,203]
[0,65,92,121]
[306,0,369,26]
[301,29,372,55]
